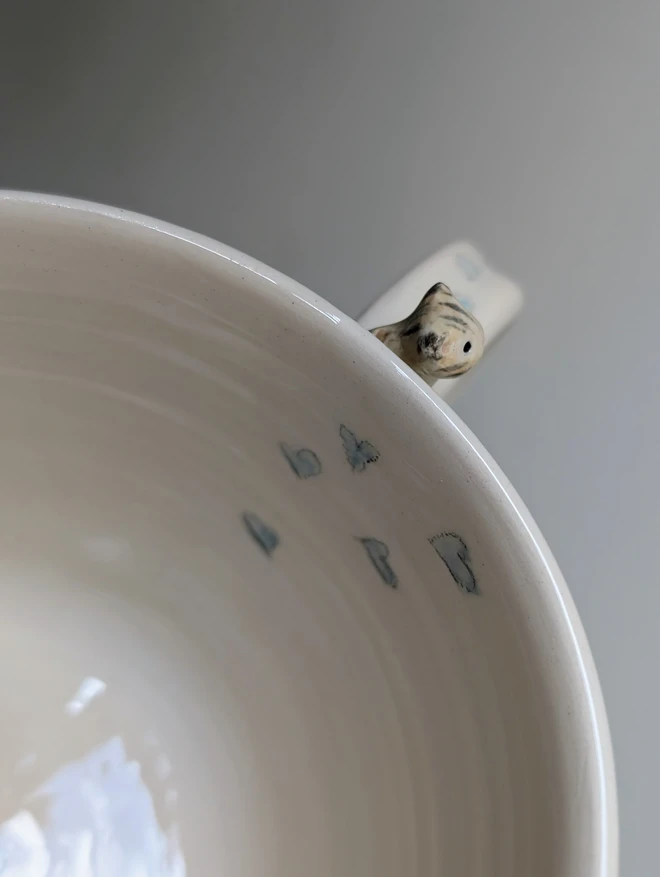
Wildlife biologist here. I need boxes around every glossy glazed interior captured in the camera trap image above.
[0,197,615,877]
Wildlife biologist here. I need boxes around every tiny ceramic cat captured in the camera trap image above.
[370,282,485,384]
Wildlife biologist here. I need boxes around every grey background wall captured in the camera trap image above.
[2,0,658,871]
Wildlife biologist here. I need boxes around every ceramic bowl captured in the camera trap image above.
[0,193,616,877]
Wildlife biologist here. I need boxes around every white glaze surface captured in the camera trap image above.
[0,194,616,877]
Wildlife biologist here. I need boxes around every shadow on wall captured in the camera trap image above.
[0,0,240,196]
[2,0,106,114]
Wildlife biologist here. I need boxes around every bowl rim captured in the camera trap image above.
[0,189,619,876]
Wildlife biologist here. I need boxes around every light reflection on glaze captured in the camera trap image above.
[82,536,133,565]
[0,737,185,877]
[64,677,107,717]
[0,811,49,877]
[14,754,37,775]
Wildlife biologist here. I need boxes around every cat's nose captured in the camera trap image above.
[418,331,444,359]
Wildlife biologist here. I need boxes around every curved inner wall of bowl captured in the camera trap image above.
[0,201,609,877]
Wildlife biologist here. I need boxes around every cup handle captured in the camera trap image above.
[357,241,523,402]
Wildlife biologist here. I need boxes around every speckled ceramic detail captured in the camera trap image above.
[357,241,525,402]
[370,282,485,384]
[0,192,616,877]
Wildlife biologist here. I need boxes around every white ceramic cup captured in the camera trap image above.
[0,192,616,877]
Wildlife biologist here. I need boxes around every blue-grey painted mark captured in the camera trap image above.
[340,425,379,472]
[456,253,484,282]
[456,294,475,312]
[279,442,322,479]
[243,512,279,556]
[429,532,478,594]
[358,538,397,588]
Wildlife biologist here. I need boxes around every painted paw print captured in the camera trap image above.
[429,532,478,594]
[243,512,280,556]
[242,423,481,598]
[339,425,379,472]
[358,538,397,588]
[279,443,322,479]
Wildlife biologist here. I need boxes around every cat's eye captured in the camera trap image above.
[463,341,472,353]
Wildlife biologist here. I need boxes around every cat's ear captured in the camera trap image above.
[423,281,452,300]
[371,325,395,344]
